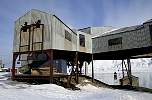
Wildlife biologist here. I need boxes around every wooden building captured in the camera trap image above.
[92,20,152,60]
[12,9,152,86]
[12,9,92,84]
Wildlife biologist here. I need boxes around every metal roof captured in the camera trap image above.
[93,25,143,38]
[144,19,152,24]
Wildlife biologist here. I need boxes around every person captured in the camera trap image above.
[114,72,117,80]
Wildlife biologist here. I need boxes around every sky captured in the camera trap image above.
[1,0,152,67]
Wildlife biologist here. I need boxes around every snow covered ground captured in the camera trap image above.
[0,72,152,100]
[87,59,152,88]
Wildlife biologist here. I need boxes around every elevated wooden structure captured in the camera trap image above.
[12,9,92,85]
[12,9,152,87]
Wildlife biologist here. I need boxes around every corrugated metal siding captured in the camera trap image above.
[33,27,42,43]
[33,43,42,51]
[52,16,64,50]
[13,11,32,52]
[72,31,77,51]
[21,30,29,46]
[31,10,52,50]
[13,9,77,52]
[93,25,151,53]
[52,16,77,51]
[32,26,43,51]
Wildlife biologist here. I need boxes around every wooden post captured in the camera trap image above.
[127,58,132,86]
[92,54,94,82]
[121,60,125,86]
[12,53,18,80]
[47,50,53,83]
[75,51,79,84]
[85,61,87,76]
[122,60,125,78]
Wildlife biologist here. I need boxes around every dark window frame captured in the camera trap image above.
[65,30,72,41]
[79,34,85,47]
[108,37,122,46]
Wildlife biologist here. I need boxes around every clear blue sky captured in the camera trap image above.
[1,0,152,67]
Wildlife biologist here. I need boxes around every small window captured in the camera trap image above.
[79,34,85,47]
[65,30,72,41]
[108,37,122,46]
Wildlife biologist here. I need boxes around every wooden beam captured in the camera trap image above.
[46,50,53,83]
[12,53,18,80]
[85,61,87,76]
[122,60,125,78]
[92,54,94,82]
[75,51,79,84]
[127,59,132,86]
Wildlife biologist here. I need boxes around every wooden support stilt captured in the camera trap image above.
[127,58,132,86]
[121,60,125,86]
[46,50,53,83]
[75,51,79,84]
[12,53,18,80]
[85,61,87,76]
[122,60,125,78]
[92,54,94,82]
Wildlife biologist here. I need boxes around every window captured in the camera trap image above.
[108,37,122,46]
[79,34,85,47]
[65,30,72,41]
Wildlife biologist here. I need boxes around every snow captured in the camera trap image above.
[0,73,152,100]
[86,59,152,88]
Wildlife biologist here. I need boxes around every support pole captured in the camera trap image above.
[85,61,87,76]
[47,50,53,83]
[75,51,79,84]
[127,58,132,86]
[121,59,125,86]
[12,53,18,80]
[122,60,125,78]
[92,54,94,82]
